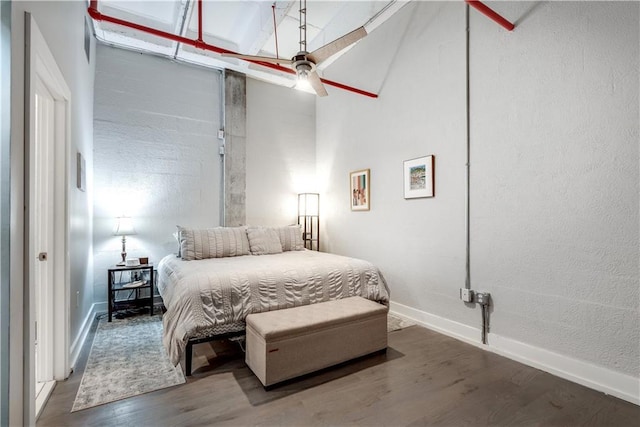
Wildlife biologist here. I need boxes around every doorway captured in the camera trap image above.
[0,2,11,426]
[32,74,56,407]
[25,14,71,419]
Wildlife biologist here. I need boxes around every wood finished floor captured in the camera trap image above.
[38,318,639,426]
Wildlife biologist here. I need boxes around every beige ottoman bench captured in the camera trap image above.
[245,296,388,387]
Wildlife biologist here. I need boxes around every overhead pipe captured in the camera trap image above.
[197,0,203,45]
[88,0,378,98]
[465,0,515,31]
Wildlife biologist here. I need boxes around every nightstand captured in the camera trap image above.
[107,264,154,322]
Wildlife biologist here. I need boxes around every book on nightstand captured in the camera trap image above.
[122,280,146,289]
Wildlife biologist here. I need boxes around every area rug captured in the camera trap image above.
[388,313,416,332]
[71,315,185,412]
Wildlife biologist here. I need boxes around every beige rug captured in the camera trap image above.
[388,313,416,332]
[72,315,185,412]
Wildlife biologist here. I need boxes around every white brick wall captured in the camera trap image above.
[93,45,222,302]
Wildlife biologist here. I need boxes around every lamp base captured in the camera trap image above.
[120,236,127,266]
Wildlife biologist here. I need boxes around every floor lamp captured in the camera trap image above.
[298,193,319,251]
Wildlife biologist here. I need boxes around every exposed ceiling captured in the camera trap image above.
[91,0,410,95]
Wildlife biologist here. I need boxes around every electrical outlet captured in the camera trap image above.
[475,292,490,306]
[460,288,474,303]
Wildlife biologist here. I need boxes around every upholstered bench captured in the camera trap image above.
[245,296,388,387]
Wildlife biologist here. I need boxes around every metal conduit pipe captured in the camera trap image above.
[465,3,490,345]
[464,4,471,291]
[87,0,378,98]
[220,69,226,227]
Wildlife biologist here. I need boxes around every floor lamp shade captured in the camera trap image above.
[298,193,319,216]
[298,194,319,251]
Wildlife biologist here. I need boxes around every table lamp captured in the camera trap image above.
[113,216,136,266]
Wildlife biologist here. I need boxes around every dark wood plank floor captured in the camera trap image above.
[38,317,639,426]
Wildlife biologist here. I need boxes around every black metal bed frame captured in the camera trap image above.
[184,330,245,376]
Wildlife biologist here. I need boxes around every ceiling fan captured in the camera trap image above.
[222,0,367,97]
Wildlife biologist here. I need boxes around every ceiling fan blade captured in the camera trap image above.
[221,53,293,65]
[307,26,367,65]
[308,71,328,97]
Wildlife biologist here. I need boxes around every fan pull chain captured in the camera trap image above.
[272,3,280,59]
[299,0,307,52]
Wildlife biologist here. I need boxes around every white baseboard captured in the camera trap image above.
[35,380,55,421]
[389,301,639,406]
[69,302,107,372]
[94,301,107,314]
[390,300,482,347]
[489,334,640,406]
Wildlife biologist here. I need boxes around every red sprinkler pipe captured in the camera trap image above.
[465,0,515,31]
[197,0,203,45]
[88,0,378,98]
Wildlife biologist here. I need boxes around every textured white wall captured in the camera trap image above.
[93,45,222,302]
[470,1,639,377]
[317,1,472,323]
[246,78,316,226]
[317,0,639,379]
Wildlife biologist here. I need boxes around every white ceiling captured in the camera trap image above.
[92,0,410,93]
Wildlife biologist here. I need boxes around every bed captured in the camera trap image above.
[157,226,390,373]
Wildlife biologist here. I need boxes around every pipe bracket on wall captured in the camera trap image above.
[465,0,515,31]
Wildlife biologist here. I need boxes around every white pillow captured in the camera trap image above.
[274,225,305,251]
[177,226,250,260]
[173,230,181,257]
[247,227,283,255]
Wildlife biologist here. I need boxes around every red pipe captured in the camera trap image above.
[88,0,378,98]
[466,0,515,31]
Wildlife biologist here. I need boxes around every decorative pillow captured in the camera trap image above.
[173,230,181,257]
[274,225,305,251]
[247,227,283,255]
[177,226,250,260]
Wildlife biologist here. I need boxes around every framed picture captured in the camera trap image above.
[404,155,434,199]
[350,169,370,211]
[77,152,86,192]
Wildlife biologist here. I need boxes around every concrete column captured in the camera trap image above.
[224,70,247,226]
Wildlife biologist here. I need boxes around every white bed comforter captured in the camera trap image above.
[158,250,390,365]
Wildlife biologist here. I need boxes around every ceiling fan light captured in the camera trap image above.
[296,62,312,81]
[295,77,312,92]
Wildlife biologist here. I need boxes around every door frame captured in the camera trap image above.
[0,2,11,426]
[24,12,71,420]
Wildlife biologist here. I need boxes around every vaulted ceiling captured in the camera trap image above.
[91,1,409,92]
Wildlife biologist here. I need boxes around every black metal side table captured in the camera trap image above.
[107,264,154,322]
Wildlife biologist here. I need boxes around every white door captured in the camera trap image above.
[33,77,55,389]
[25,14,71,421]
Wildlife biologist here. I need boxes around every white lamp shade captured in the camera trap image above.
[298,193,319,216]
[113,216,136,236]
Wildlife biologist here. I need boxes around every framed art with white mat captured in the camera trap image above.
[404,155,434,199]
[350,169,370,211]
